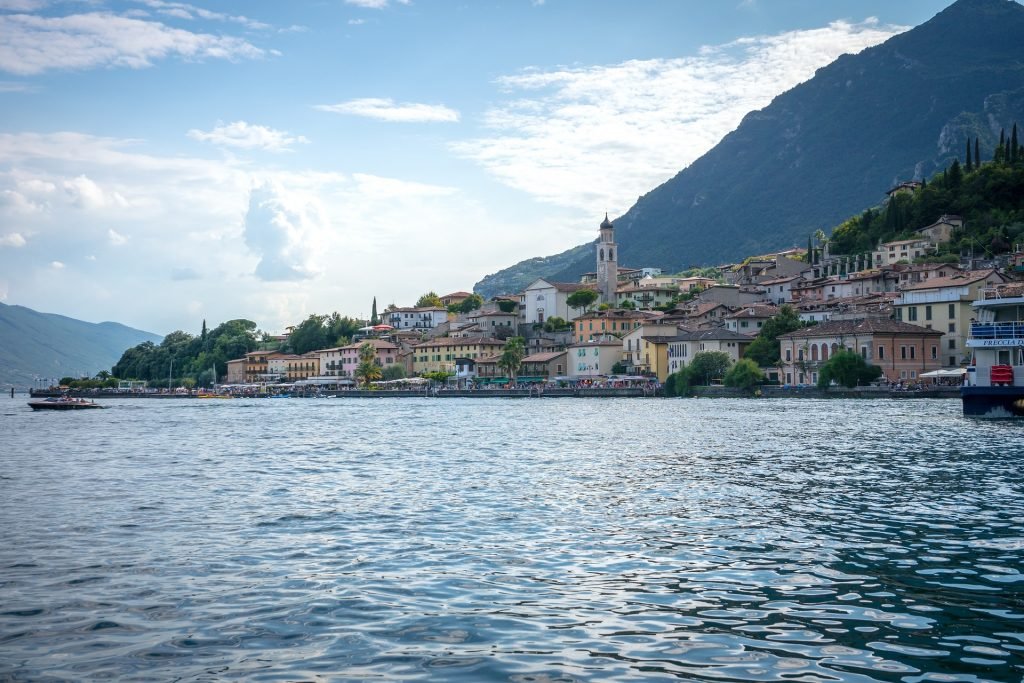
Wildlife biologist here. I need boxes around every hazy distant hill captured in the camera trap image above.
[0,302,162,389]
[475,0,1024,296]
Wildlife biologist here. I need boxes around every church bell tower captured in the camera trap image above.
[596,213,617,305]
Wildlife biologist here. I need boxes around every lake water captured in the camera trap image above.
[1,396,1022,682]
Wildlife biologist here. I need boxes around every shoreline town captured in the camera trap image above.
[31,205,1024,407]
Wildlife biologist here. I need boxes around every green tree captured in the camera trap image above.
[382,363,406,381]
[415,291,443,308]
[817,349,882,388]
[687,351,731,386]
[724,358,764,392]
[355,360,382,388]
[619,299,636,310]
[497,299,518,313]
[288,314,329,355]
[457,293,484,314]
[664,367,693,397]
[543,316,570,333]
[497,336,526,385]
[566,289,599,313]
[966,138,973,173]
[370,297,379,326]
[744,305,804,367]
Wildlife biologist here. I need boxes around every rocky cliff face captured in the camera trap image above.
[475,0,1024,297]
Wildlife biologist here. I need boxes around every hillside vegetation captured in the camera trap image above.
[829,130,1024,257]
[476,0,1024,297]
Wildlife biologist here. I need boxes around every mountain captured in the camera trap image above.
[0,302,162,389]
[475,0,1024,296]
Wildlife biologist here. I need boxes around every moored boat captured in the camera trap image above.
[963,283,1024,418]
[28,396,105,411]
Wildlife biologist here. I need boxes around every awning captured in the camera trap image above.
[919,368,966,378]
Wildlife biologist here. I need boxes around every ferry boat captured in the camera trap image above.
[962,283,1024,418]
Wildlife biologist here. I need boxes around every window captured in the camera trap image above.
[910,346,915,360]
[949,356,956,366]
[785,349,791,362]
[948,322,955,333]
[948,339,956,350]
[931,346,937,360]
[925,305,932,321]
[896,308,903,321]
[908,307,918,322]
[878,346,885,360]
[948,303,955,318]
[901,346,907,360]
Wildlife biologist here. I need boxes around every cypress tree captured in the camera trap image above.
[975,138,980,168]
[1012,123,1019,164]
[948,158,962,188]
[370,297,379,326]
[996,129,1006,163]
[966,138,973,172]
[807,235,813,264]
[201,319,207,341]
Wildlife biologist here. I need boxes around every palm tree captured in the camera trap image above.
[497,336,526,386]
[355,360,382,388]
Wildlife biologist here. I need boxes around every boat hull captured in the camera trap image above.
[961,386,1024,418]
[28,400,104,411]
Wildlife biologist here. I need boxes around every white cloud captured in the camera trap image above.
[243,182,324,282]
[454,19,905,216]
[0,81,35,93]
[187,121,310,152]
[348,18,365,25]
[62,174,127,209]
[0,12,265,76]
[344,0,410,8]
[136,1,271,31]
[315,98,460,123]
[50,260,63,269]
[0,130,543,332]
[0,0,47,10]
[0,232,26,247]
[108,228,128,246]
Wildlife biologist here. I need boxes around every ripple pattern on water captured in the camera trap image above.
[1,397,1023,681]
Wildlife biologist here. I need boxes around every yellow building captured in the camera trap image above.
[573,309,661,343]
[244,350,286,382]
[412,336,506,375]
[640,335,676,382]
[895,269,1009,367]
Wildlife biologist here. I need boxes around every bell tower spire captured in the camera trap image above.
[596,213,617,306]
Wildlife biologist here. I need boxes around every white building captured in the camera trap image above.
[387,306,448,331]
[523,278,591,325]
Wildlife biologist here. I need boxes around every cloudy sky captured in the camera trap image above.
[0,0,954,335]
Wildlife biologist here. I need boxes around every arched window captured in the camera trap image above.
[599,248,604,261]
[811,345,819,361]
[609,249,614,261]
[821,343,829,361]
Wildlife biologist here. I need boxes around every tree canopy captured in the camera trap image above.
[112,319,261,386]
[687,351,732,386]
[724,358,764,391]
[416,292,443,308]
[566,289,599,312]
[497,336,526,384]
[744,306,805,367]
[817,350,883,388]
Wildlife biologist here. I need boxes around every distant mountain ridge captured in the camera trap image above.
[0,302,162,388]
[475,0,1024,296]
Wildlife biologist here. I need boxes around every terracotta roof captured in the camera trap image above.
[725,305,779,319]
[676,328,752,342]
[412,336,505,349]
[900,269,1004,291]
[759,275,802,285]
[341,339,399,351]
[442,291,472,299]
[522,351,567,363]
[779,318,943,340]
[576,309,662,321]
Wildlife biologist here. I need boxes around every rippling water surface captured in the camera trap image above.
[2,397,1023,681]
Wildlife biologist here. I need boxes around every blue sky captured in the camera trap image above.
[0,0,958,335]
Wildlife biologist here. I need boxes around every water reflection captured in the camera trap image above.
[1,398,1022,681]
